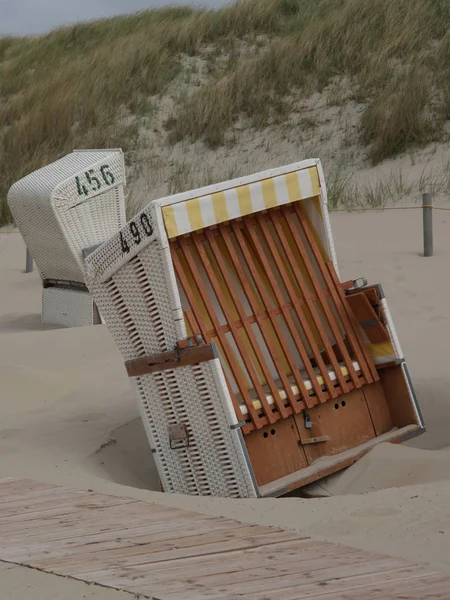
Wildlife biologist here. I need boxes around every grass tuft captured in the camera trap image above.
[361,67,438,164]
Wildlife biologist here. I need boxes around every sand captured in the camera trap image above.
[2,204,450,594]
[0,561,132,600]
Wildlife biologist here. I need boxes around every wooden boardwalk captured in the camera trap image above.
[0,478,448,599]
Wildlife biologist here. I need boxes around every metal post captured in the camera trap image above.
[25,247,33,273]
[423,192,433,257]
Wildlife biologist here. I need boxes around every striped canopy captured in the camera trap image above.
[161,164,321,239]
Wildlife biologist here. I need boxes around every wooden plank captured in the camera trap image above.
[217,568,444,600]
[346,292,390,344]
[24,525,287,567]
[294,203,376,384]
[244,418,309,486]
[0,485,84,506]
[0,508,219,549]
[295,389,376,464]
[156,556,413,600]
[76,540,347,588]
[362,380,394,436]
[0,480,57,499]
[122,542,345,588]
[301,436,329,445]
[0,496,138,523]
[219,224,299,415]
[251,215,329,403]
[192,232,276,424]
[0,489,98,516]
[131,549,390,594]
[279,206,356,390]
[242,220,324,407]
[0,499,191,531]
[0,502,193,537]
[230,221,311,411]
[2,514,240,550]
[178,236,263,428]
[200,295,338,339]
[125,344,216,377]
[206,228,290,420]
[293,573,450,600]
[264,211,340,397]
[45,530,304,576]
[326,262,379,383]
[171,246,246,425]
[380,365,421,429]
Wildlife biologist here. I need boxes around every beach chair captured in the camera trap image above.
[8,150,127,327]
[83,159,424,498]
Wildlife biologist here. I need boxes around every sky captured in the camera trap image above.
[0,0,228,36]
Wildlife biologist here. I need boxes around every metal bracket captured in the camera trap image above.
[125,342,216,377]
[169,423,189,450]
[344,277,368,293]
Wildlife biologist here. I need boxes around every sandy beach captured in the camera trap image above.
[2,206,450,596]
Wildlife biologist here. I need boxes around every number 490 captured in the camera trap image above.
[120,213,153,254]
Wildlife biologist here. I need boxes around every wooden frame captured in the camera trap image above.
[171,204,378,434]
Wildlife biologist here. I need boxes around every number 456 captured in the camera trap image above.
[75,165,115,196]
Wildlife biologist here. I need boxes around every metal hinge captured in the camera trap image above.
[169,423,189,450]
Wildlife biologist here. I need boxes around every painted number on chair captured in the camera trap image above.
[75,164,115,197]
[120,212,154,255]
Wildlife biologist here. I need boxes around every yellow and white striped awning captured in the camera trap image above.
[161,165,321,239]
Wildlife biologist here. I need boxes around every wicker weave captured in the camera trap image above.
[8,150,126,326]
[42,287,101,327]
[84,207,257,497]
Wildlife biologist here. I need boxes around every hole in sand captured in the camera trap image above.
[88,417,161,491]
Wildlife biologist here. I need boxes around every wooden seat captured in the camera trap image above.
[238,360,362,416]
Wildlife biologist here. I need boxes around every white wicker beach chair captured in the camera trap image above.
[8,150,127,327]
[83,158,424,498]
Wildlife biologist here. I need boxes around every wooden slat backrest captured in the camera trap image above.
[171,203,377,433]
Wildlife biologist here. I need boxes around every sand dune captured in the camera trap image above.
[2,205,450,587]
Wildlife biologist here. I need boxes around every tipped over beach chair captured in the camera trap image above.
[8,149,127,327]
[83,159,424,498]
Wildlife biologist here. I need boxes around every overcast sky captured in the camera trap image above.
[0,0,228,36]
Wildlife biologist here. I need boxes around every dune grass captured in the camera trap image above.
[172,0,450,151]
[1,0,450,225]
[0,0,296,224]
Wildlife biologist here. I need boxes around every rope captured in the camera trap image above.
[1,203,450,233]
[330,204,450,212]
